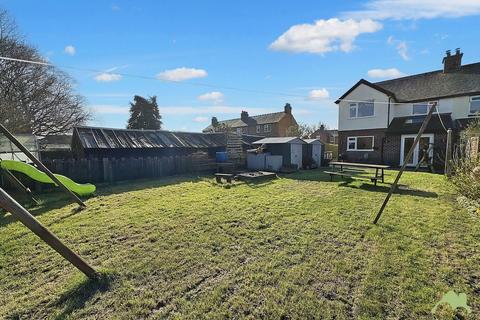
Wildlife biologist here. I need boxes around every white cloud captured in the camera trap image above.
[367,68,407,79]
[270,18,382,54]
[157,67,207,81]
[197,91,224,103]
[396,41,409,60]
[91,104,312,117]
[308,88,330,100]
[387,36,409,60]
[94,73,122,82]
[91,105,129,114]
[64,45,76,56]
[193,116,209,123]
[344,0,480,20]
[160,106,272,115]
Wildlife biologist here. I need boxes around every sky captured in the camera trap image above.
[1,0,480,132]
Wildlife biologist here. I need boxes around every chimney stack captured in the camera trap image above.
[241,110,249,120]
[211,116,218,127]
[443,48,463,73]
[284,103,292,114]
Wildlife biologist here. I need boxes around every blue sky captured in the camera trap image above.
[1,0,480,131]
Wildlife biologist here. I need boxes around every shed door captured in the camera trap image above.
[312,144,322,166]
[290,143,303,169]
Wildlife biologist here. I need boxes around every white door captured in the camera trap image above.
[291,143,303,169]
[312,144,322,166]
[400,134,434,166]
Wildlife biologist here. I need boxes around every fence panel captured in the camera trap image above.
[1,152,216,191]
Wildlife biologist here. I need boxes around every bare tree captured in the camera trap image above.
[0,8,90,136]
[286,122,329,138]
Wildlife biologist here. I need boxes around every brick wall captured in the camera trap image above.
[384,135,401,166]
[339,129,448,171]
[338,129,386,164]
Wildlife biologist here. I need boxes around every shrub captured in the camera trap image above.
[450,118,480,200]
[451,158,480,200]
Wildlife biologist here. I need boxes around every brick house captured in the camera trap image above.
[203,103,298,137]
[311,125,338,144]
[335,49,480,170]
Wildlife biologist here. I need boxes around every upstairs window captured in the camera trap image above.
[236,128,243,135]
[256,125,261,133]
[347,136,374,151]
[413,101,437,115]
[470,96,480,114]
[264,124,272,132]
[349,100,374,118]
[413,103,428,115]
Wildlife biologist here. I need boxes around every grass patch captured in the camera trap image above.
[1,170,479,319]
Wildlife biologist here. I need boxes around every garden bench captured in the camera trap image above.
[326,161,390,186]
[215,173,234,183]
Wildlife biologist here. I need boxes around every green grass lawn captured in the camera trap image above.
[1,170,479,319]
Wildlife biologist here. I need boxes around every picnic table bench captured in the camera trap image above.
[325,161,390,186]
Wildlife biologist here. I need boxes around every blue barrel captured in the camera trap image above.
[216,152,228,163]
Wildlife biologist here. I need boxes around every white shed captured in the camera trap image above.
[303,139,324,167]
[251,137,305,170]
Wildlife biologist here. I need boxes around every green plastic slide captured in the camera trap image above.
[0,160,96,196]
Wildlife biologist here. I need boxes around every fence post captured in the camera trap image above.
[445,129,452,176]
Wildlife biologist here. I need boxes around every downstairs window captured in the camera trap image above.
[347,136,374,151]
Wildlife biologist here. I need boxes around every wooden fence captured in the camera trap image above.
[1,152,217,191]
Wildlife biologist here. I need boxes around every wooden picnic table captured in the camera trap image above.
[326,161,390,185]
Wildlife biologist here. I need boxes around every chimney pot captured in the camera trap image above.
[443,48,462,73]
[241,110,249,119]
[284,103,292,114]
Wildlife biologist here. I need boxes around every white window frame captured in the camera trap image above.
[412,101,437,115]
[264,124,272,133]
[236,128,243,135]
[256,125,261,133]
[346,136,375,151]
[470,96,480,114]
[348,100,375,119]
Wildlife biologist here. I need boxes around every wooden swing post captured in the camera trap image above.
[0,186,98,278]
[373,102,437,224]
[0,165,39,205]
[0,124,86,207]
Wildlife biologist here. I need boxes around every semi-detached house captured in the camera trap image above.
[335,49,480,170]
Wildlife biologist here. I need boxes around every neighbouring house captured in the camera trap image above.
[72,126,226,158]
[249,137,305,170]
[336,49,480,171]
[311,125,338,144]
[203,103,298,137]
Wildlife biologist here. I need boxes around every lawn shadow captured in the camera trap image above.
[242,178,276,189]
[51,272,115,320]
[279,169,333,182]
[338,181,438,198]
